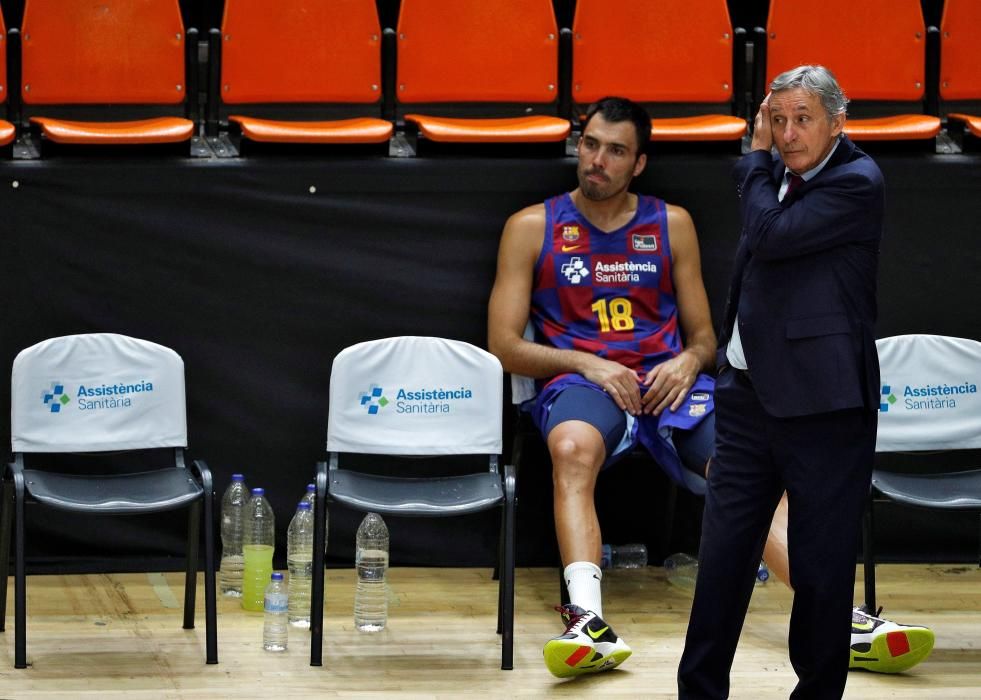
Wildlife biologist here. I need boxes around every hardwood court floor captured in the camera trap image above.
[1,564,979,698]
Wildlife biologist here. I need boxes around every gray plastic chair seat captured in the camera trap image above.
[328,469,503,516]
[872,469,981,509]
[22,468,204,514]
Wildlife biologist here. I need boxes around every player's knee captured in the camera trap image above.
[549,436,602,486]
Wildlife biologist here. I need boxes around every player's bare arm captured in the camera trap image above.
[641,204,717,415]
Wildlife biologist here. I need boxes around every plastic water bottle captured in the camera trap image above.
[287,501,314,628]
[219,474,249,597]
[354,512,389,632]
[664,552,699,590]
[263,572,289,651]
[242,487,275,612]
[601,543,648,569]
[300,482,328,544]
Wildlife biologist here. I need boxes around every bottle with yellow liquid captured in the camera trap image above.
[241,487,275,611]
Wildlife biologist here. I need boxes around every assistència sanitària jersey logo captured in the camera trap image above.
[359,383,475,415]
[40,379,155,413]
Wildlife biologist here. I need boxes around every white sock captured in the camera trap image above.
[564,561,603,618]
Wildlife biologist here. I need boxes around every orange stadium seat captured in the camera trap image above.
[764,0,941,142]
[0,8,14,148]
[939,0,981,140]
[396,0,570,145]
[19,0,195,147]
[215,0,393,146]
[572,0,747,143]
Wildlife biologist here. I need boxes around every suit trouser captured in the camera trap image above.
[678,368,875,700]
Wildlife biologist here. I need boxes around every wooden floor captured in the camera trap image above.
[1,564,978,698]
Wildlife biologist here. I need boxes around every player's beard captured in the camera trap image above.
[578,167,626,201]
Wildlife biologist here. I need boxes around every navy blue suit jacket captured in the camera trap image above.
[719,135,883,418]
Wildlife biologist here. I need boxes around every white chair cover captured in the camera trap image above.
[11,333,187,453]
[876,334,981,452]
[327,336,503,455]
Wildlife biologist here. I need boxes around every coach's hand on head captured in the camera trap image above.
[751,92,773,152]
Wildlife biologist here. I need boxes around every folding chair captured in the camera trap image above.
[309,336,516,669]
[862,334,981,613]
[760,0,941,143]
[571,0,748,144]
[207,0,393,150]
[15,0,198,152]
[0,333,217,668]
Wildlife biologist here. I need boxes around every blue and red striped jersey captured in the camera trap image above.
[531,192,682,378]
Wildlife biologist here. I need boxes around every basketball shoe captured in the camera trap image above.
[849,606,935,673]
[543,604,632,678]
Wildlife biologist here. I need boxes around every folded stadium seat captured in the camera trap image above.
[938,0,981,147]
[0,8,15,149]
[396,0,570,151]
[17,0,197,153]
[571,0,747,145]
[210,0,393,152]
[763,0,941,143]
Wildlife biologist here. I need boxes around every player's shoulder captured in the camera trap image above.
[505,202,547,231]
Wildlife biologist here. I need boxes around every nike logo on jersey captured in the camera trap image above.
[561,244,582,252]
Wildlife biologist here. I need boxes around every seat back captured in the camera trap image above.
[1,7,7,108]
[20,0,186,105]
[875,334,981,453]
[940,0,981,102]
[766,0,926,102]
[11,333,187,453]
[327,336,502,456]
[572,0,735,106]
[220,0,382,105]
[395,0,559,105]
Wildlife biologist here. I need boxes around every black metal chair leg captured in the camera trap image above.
[200,466,218,664]
[862,488,877,613]
[183,500,201,631]
[0,480,13,630]
[310,461,329,667]
[13,470,27,668]
[500,463,516,670]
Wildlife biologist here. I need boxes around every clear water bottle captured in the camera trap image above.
[242,487,275,612]
[263,572,289,652]
[664,552,699,590]
[354,512,389,632]
[300,482,328,544]
[219,473,249,597]
[287,501,314,628]
[601,543,648,569]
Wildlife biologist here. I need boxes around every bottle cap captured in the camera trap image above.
[306,483,316,492]
[297,501,311,510]
[271,572,283,581]
[251,487,265,495]
[231,473,245,481]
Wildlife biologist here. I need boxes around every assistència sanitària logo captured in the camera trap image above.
[41,381,71,413]
[359,385,389,414]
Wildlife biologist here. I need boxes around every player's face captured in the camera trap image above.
[769,87,844,174]
[576,114,647,201]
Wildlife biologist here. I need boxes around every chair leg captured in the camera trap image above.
[183,501,201,631]
[0,480,13,631]
[201,472,218,664]
[500,463,516,671]
[310,462,329,667]
[862,488,877,613]
[13,470,27,668]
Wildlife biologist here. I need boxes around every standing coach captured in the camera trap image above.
[678,65,884,699]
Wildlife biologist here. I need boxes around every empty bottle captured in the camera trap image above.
[664,552,699,590]
[601,543,648,569]
[263,572,289,652]
[287,501,314,628]
[242,487,275,612]
[219,473,249,597]
[354,512,389,632]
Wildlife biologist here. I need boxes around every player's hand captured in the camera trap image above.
[641,351,700,416]
[580,356,643,416]
[751,93,773,152]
